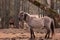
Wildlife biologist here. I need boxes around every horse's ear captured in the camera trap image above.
[24,14,27,21]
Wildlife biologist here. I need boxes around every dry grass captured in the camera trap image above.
[0,28,59,40]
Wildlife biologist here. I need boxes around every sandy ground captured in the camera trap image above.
[0,28,60,40]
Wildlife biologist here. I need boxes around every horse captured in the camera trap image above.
[9,17,15,28]
[18,11,55,39]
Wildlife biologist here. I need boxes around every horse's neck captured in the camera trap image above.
[25,14,36,23]
[26,15,40,22]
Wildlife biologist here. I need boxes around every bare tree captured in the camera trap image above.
[0,0,10,28]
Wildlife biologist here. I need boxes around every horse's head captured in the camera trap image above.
[18,11,28,21]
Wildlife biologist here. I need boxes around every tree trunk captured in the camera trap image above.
[5,0,10,28]
[14,0,20,28]
[51,0,54,9]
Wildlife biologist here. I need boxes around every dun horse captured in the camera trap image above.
[18,11,55,39]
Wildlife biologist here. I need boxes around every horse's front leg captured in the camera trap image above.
[45,31,48,38]
[30,27,35,39]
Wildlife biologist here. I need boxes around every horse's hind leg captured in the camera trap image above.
[30,27,35,39]
[47,30,50,38]
[45,30,50,39]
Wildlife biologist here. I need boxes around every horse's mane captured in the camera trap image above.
[25,12,30,16]
[22,11,52,19]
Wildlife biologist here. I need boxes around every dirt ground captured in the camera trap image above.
[0,28,60,40]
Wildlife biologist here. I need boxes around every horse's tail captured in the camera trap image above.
[51,20,55,36]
